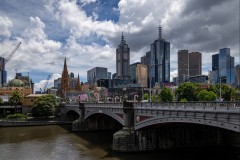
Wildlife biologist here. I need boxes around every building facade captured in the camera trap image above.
[141,51,151,87]
[0,57,7,87]
[210,48,235,85]
[87,67,108,86]
[189,52,202,76]
[178,50,189,83]
[178,50,202,84]
[150,27,170,87]
[136,64,148,87]
[116,33,130,83]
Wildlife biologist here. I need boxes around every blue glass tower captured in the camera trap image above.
[150,27,170,87]
[211,48,235,84]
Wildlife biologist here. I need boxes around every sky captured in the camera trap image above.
[0,0,239,92]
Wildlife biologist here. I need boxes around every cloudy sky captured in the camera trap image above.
[0,0,239,91]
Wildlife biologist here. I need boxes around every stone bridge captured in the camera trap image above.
[63,101,240,132]
[62,101,240,152]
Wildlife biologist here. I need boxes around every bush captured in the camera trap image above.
[7,114,27,120]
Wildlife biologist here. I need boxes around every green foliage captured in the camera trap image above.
[176,82,198,101]
[8,91,23,114]
[31,94,56,117]
[7,113,27,120]
[0,97,3,105]
[214,84,233,101]
[180,98,187,102]
[151,94,161,103]
[143,93,150,100]
[159,87,174,102]
[8,91,23,105]
[232,89,240,101]
[197,90,217,101]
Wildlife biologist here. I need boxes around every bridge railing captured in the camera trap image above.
[135,102,240,111]
[84,103,123,108]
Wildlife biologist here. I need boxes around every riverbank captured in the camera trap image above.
[0,119,72,127]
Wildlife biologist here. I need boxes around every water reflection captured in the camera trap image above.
[0,125,239,160]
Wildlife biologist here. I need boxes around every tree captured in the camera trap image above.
[214,84,233,101]
[176,82,198,101]
[197,90,217,101]
[159,87,174,102]
[0,97,3,105]
[31,94,56,117]
[143,93,150,100]
[151,94,161,103]
[8,91,23,114]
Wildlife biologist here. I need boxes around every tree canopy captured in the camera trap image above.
[8,91,23,113]
[159,87,174,102]
[197,90,217,101]
[176,82,199,101]
[31,94,56,117]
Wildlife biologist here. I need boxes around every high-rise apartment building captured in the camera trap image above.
[136,64,148,88]
[178,50,202,83]
[150,27,170,87]
[211,48,235,84]
[116,33,130,83]
[130,62,148,88]
[178,50,189,83]
[141,51,151,87]
[189,52,202,76]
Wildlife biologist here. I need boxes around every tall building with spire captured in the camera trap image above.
[75,74,81,91]
[60,57,70,98]
[150,26,170,87]
[116,33,130,83]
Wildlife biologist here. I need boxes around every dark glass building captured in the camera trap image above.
[150,27,170,87]
[87,67,108,86]
[211,48,235,84]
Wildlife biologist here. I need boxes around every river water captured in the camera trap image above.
[0,125,239,160]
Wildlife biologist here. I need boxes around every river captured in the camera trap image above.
[0,125,239,160]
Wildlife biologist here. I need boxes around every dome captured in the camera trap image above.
[9,79,25,87]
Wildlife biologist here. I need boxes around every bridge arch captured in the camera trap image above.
[66,110,80,121]
[135,116,240,132]
[85,110,124,126]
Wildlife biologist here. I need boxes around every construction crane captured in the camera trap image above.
[5,42,22,65]
[43,74,51,93]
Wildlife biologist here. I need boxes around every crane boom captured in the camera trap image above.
[43,74,51,93]
[5,42,21,64]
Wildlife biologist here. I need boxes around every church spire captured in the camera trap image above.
[76,73,81,91]
[60,57,70,98]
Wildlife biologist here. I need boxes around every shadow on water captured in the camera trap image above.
[69,128,240,160]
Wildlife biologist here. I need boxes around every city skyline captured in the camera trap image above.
[0,0,239,91]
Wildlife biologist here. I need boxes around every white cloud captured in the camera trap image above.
[0,0,238,91]
[0,16,13,37]
[34,73,61,92]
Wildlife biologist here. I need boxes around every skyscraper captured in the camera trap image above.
[116,33,130,83]
[178,50,202,83]
[211,48,235,84]
[150,27,170,87]
[178,50,189,83]
[189,52,202,76]
[141,51,151,87]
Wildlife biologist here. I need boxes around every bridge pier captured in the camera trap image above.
[72,103,86,131]
[113,102,156,152]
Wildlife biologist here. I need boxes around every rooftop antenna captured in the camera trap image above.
[159,26,162,39]
[121,32,125,44]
